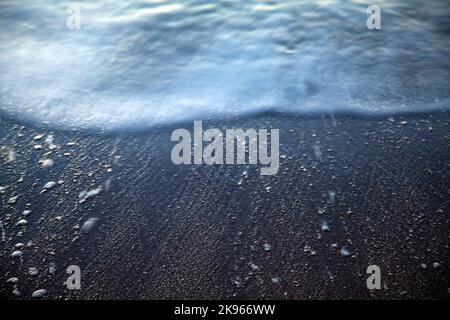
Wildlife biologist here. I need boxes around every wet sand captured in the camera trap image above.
[0,112,449,299]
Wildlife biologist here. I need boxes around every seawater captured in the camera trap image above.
[0,0,449,129]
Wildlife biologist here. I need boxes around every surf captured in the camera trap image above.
[0,0,449,130]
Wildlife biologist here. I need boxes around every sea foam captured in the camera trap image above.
[0,0,449,129]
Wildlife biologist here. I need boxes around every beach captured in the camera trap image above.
[1,112,449,299]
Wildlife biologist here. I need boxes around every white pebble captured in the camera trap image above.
[6,277,19,284]
[33,134,45,141]
[16,219,28,226]
[271,277,281,284]
[43,181,57,190]
[7,195,20,204]
[29,267,39,276]
[11,250,23,258]
[31,289,47,298]
[22,210,32,216]
[340,247,350,257]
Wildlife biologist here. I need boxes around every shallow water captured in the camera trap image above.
[0,0,449,129]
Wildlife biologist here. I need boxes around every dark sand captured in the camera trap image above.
[0,112,449,299]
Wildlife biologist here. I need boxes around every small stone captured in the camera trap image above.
[340,247,350,257]
[271,277,281,284]
[42,181,57,191]
[250,263,260,272]
[321,221,330,232]
[7,195,20,204]
[22,210,32,216]
[263,243,272,251]
[6,277,19,284]
[31,289,47,298]
[16,219,28,226]
[33,145,43,150]
[33,134,45,141]
[420,263,427,269]
[29,267,39,276]
[432,262,440,268]
[231,276,242,287]
[12,288,21,296]
[11,250,23,258]
[49,263,56,274]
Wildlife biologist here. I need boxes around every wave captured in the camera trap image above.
[0,0,449,129]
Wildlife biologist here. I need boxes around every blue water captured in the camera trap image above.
[0,0,449,129]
